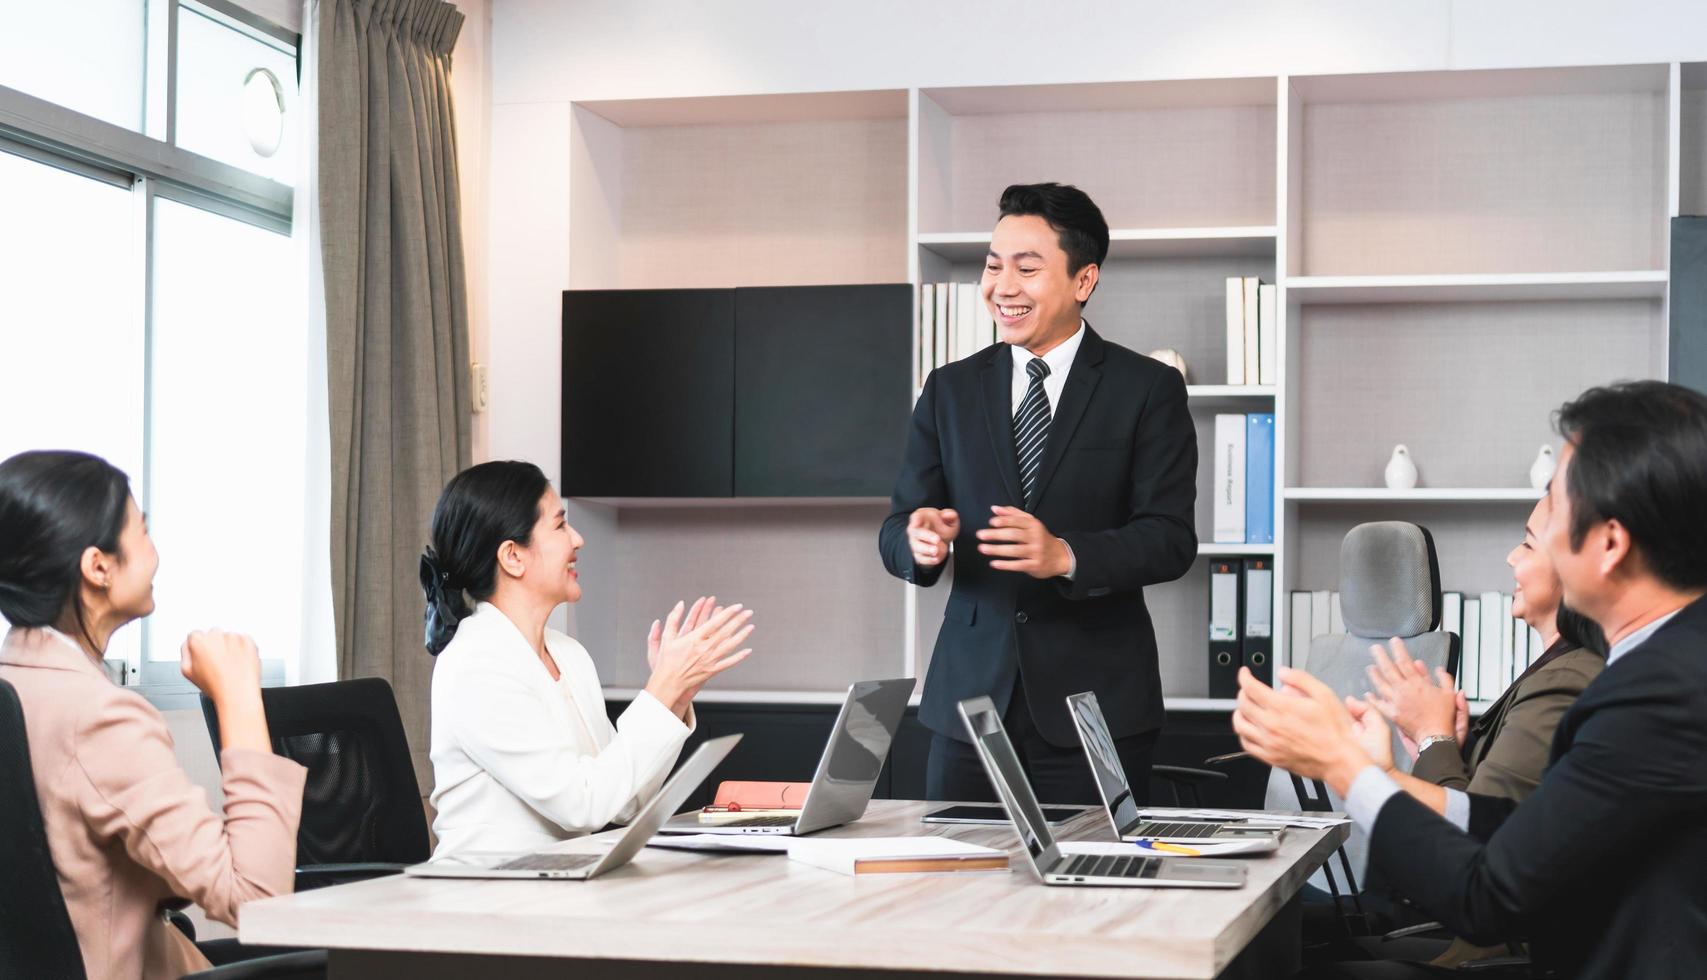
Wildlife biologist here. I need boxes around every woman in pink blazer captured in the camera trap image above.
[0,450,307,980]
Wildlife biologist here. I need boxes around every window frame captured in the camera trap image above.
[0,1,301,704]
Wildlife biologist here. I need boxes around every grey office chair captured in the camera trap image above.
[1272,521,1459,934]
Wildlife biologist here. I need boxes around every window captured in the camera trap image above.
[0,0,145,129]
[145,196,305,671]
[175,1,299,184]
[0,1,313,696]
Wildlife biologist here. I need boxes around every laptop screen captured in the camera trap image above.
[1068,692,1141,834]
[958,697,1057,870]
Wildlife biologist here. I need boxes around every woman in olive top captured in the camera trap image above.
[1355,494,1605,968]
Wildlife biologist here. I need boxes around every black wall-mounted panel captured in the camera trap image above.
[1672,217,1707,396]
[733,284,912,496]
[562,289,735,496]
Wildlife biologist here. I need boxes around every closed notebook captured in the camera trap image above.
[786,836,1008,876]
[711,780,809,811]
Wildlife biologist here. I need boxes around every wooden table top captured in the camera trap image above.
[241,801,1348,979]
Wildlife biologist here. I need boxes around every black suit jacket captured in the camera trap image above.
[878,325,1198,746]
[1368,595,1707,979]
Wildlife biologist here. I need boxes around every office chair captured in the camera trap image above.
[1154,522,1459,938]
[202,677,429,890]
[0,679,327,980]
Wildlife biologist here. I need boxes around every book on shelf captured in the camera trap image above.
[1245,413,1274,544]
[1213,413,1273,544]
[1461,597,1482,700]
[1208,559,1242,698]
[1289,591,1313,668]
[1223,276,1273,386]
[1445,591,1535,705]
[1257,282,1277,386]
[1212,415,1246,543]
[916,282,997,388]
[1242,558,1274,685]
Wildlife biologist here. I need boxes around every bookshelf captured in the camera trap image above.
[561,61,1684,714]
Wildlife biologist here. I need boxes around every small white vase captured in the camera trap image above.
[1529,444,1557,490]
[1146,348,1189,383]
[1384,445,1419,490]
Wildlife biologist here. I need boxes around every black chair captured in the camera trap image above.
[201,677,430,890]
[0,678,326,980]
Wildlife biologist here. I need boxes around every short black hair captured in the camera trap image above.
[997,182,1110,284]
[1553,380,1707,591]
[421,460,552,655]
[1555,601,1607,657]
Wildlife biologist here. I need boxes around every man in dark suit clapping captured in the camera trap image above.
[879,183,1198,804]
[1234,381,1707,979]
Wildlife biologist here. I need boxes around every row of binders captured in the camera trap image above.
[1208,559,1274,697]
[1224,277,1276,386]
[1212,413,1274,544]
[1286,591,1545,703]
[916,282,998,387]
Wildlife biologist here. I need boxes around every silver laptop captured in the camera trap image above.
[659,677,913,836]
[1067,691,1281,849]
[405,734,741,880]
[958,696,1245,889]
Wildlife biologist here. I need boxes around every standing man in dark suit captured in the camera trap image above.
[878,183,1198,804]
[1233,380,1707,980]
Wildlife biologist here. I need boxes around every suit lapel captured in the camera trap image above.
[980,347,1025,506]
[1026,324,1105,512]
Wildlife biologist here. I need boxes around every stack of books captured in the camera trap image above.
[916,282,998,387]
[1224,276,1276,386]
[1212,413,1275,545]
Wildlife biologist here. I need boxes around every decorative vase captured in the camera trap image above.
[1146,348,1188,383]
[1529,444,1557,490]
[1384,445,1418,490]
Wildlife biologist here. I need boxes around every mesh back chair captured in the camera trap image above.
[2,678,327,980]
[202,677,429,889]
[1269,521,1459,935]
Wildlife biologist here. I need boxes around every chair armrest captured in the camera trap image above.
[1150,765,1230,786]
[1383,921,1447,941]
[295,862,409,889]
[181,950,328,980]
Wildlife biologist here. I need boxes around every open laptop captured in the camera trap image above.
[659,677,913,836]
[958,696,1245,889]
[1067,691,1281,850]
[405,734,741,880]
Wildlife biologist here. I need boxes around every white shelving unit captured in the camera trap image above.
[562,61,1681,711]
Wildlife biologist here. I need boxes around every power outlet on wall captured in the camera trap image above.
[471,362,489,413]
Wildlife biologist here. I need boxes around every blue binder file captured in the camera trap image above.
[1245,413,1274,545]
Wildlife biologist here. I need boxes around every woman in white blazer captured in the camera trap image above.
[420,461,755,859]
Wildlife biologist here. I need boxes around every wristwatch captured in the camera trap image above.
[1417,734,1458,754]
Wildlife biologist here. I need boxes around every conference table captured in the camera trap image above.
[241,800,1350,979]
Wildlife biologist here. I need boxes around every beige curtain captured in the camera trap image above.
[318,0,471,786]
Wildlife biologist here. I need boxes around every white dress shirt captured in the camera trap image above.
[1007,319,1086,579]
[428,602,692,859]
[1008,319,1086,415]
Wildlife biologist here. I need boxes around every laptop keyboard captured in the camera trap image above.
[493,852,600,872]
[1132,821,1220,839]
[712,815,798,828]
[1059,854,1162,879]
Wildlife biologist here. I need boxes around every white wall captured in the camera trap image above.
[481,0,1707,484]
